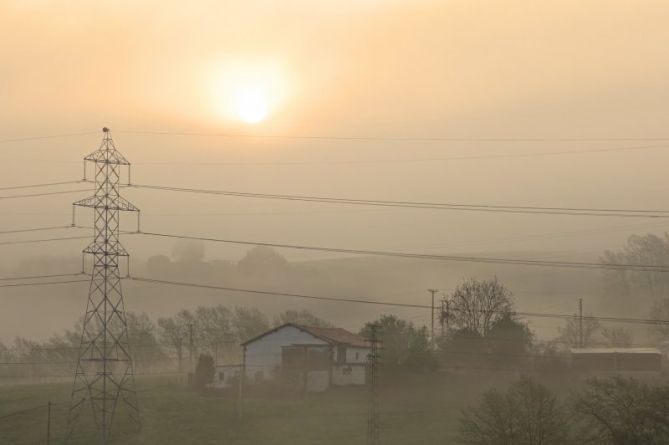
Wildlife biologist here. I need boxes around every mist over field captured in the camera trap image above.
[3,1,669,444]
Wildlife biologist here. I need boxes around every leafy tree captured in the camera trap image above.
[157,310,195,371]
[192,354,216,389]
[601,326,632,347]
[530,342,569,374]
[125,312,167,367]
[601,233,669,311]
[486,313,533,367]
[0,341,8,361]
[573,377,669,444]
[649,298,669,340]
[459,376,569,445]
[361,315,436,372]
[194,305,236,362]
[237,246,289,275]
[146,254,172,277]
[172,240,205,263]
[442,314,532,369]
[232,307,270,343]
[557,315,600,348]
[440,328,488,369]
[274,310,331,327]
[43,333,78,363]
[444,277,514,337]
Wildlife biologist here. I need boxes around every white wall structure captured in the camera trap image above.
[332,346,369,386]
[242,323,371,392]
[210,364,242,389]
[245,324,329,383]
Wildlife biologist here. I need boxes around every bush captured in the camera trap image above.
[573,376,669,444]
[192,354,215,389]
[458,376,569,445]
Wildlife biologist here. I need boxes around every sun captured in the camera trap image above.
[234,86,269,124]
[209,60,289,125]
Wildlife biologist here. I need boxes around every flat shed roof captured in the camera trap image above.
[570,347,661,354]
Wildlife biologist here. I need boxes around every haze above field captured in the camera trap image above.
[1,0,669,342]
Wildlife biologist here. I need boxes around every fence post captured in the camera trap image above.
[46,400,51,445]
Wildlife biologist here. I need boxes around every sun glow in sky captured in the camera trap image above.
[234,85,269,124]
[210,60,288,125]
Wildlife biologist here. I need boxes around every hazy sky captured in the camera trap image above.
[1,1,669,277]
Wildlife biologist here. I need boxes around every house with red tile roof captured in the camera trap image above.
[239,323,371,392]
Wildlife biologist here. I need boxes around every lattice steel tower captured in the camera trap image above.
[366,324,380,445]
[66,128,141,444]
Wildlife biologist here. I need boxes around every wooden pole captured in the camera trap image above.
[46,401,51,445]
[238,346,246,424]
[579,298,584,348]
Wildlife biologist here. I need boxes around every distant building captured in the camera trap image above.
[241,323,371,392]
[210,364,242,389]
[570,347,662,374]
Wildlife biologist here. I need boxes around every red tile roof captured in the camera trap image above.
[241,323,370,348]
[297,325,370,348]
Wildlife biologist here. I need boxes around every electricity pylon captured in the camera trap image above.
[66,128,141,444]
[367,324,380,445]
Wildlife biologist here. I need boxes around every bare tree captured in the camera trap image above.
[232,307,270,343]
[459,376,569,445]
[194,305,236,362]
[650,298,669,340]
[601,234,669,311]
[557,315,600,348]
[573,377,669,444]
[273,310,331,328]
[445,277,514,336]
[601,326,632,347]
[157,310,194,372]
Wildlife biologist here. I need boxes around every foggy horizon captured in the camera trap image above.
[3,2,669,444]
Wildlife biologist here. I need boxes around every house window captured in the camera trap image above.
[219,371,225,381]
[355,352,360,360]
[342,366,352,376]
[254,370,264,382]
[337,346,346,364]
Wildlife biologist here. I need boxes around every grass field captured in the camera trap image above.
[0,371,534,445]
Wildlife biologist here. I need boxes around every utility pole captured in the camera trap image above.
[66,128,141,444]
[440,300,446,338]
[367,324,380,445]
[302,345,309,398]
[579,298,584,348]
[428,289,438,342]
[237,346,246,424]
[46,401,51,445]
[188,322,195,371]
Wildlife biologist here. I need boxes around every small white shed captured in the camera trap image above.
[241,323,371,392]
[210,364,242,389]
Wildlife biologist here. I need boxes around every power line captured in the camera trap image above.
[0,405,46,420]
[6,144,665,166]
[0,132,97,145]
[115,129,669,143]
[0,272,85,282]
[131,143,669,166]
[136,230,669,273]
[128,183,669,218]
[130,276,428,309]
[0,180,84,191]
[0,279,89,289]
[128,276,669,326]
[0,235,90,246]
[0,189,91,200]
[0,225,75,236]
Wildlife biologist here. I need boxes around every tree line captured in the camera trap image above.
[3,273,668,379]
[459,375,669,444]
[0,308,331,378]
